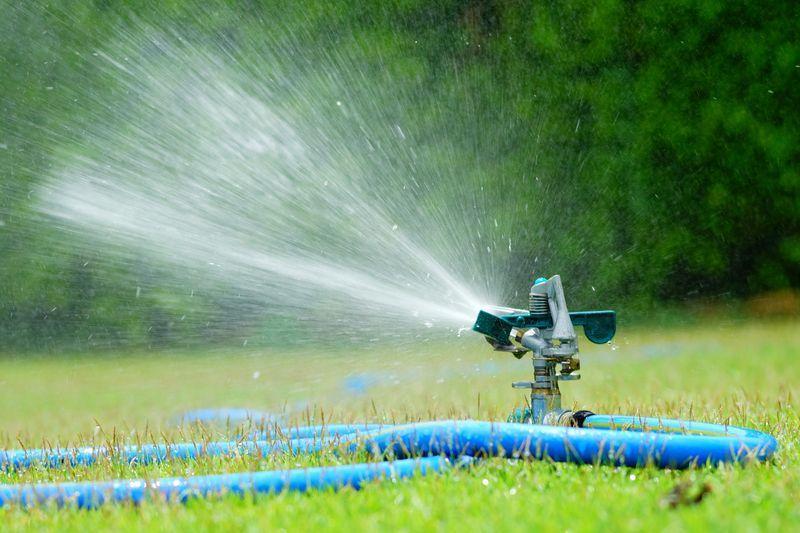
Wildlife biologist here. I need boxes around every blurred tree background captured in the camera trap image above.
[0,0,798,350]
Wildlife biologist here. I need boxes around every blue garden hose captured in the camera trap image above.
[0,415,777,509]
[176,408,281,425]
[0,456,457,509]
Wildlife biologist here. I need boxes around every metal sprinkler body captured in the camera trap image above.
[472,275,616,425]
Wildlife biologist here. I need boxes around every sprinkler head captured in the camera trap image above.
[471,275,616,424]
[472,279,615,349]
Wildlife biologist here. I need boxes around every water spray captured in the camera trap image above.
[473,274,615,425]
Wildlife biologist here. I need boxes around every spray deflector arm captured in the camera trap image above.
[472,308,616,345]
[533,274,575,342]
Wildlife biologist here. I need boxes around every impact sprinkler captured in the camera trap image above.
[472,275,616,425]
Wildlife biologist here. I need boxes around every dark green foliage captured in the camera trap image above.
[0,0,797,349]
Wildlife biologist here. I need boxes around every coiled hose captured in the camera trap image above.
[0,415,777,509]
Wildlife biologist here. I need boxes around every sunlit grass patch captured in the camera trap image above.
[0,320,798,530]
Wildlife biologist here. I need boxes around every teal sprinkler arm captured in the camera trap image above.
[472,275,616,424]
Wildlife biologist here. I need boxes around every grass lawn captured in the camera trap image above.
[0,319,798,531]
